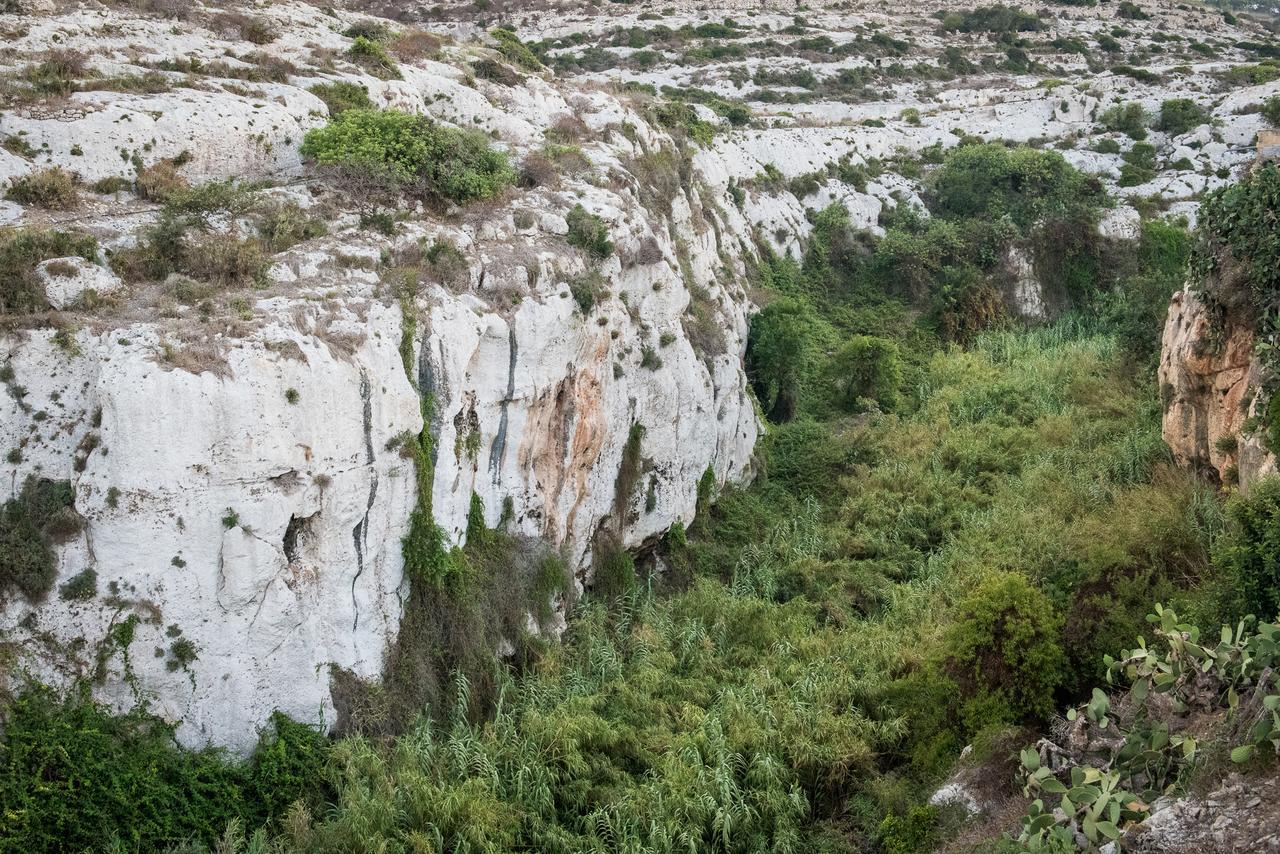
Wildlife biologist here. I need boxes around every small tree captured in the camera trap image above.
[826,335,901,412]
[940,572,1066,732]
[746,298,820,423]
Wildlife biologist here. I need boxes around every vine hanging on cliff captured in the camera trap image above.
[397,283,464,588]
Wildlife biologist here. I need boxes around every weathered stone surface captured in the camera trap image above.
[37,257,123,309]
[0,2,765,751]
[1158,288,1276,490]
[1123,773,1280,853]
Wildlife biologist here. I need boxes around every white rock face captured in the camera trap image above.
[3,307,421,749]
[4,199,759,751]
[37,257,123,309]
[1098,207,1142,242]
[1004,246,1046,321]
[0,2,765,752]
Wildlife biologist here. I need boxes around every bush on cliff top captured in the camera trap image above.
[300,108,514,206]
[1192,162,1280,319]
[931,143,1103,229]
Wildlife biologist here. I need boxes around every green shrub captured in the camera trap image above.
[568,270,605,314]
[939,6,1044,34]
[788,170,825,199]
[343,20,392,42]
[1097,102,1149,140]
[565,203,613,259]
[0,685,248,851]
[424,238,469,289]
[639,344,663,370]
[1216,63,1280,86]
[347,36,400,79]
[939,572,1066,731]
[762,417,861,498]
[1262,95,1280,127]
[257,201,327,252]
[1098,218,1190,365]
[1112,64,1159,83]
[0,228,98,313]
[1157,98,1209,136]
[490,28,543,71]
[58,568,96,601]
[746,297,822,422]
[6,167,78,209]
[660,84,752,126]
[309,80,373,115]
[0,685,334,850]
[473,57,522,85]
[592,544,637,600]
[0,478,81,604]
[931,143,1101,229]
[182,232,268,287]
[1118,142,1157,187]
[300,109,514,206]
[215,10,277,45]
[651,99,718,145]
[1191,163,1280,322]
[1215,478,1280,620]
[1117,0,1149,19]
[246,711,332,826]
[825,335,901,412]
[23,49,86,96]
[878,805,939,854]
[112,180,269,287]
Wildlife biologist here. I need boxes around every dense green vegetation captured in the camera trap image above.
[299,108,515,206]
[1191,164,1280,446]
[0,688,329,851]
[307,81,373,116]
[4,146,1277,853]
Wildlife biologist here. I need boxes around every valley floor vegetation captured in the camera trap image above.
[3,147,1279,854]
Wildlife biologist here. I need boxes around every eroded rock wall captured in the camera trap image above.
[0,2,764,751]
[1,197,759,750]
[1159,287,1276,491]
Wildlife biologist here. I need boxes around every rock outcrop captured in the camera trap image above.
[1121,772,1280,853]
[1159,288,1276,491]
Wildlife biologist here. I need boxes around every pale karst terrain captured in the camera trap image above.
[1,0,1280,851]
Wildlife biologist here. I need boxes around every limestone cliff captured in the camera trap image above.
[1159,288,1276,490]
[0,1,770,750]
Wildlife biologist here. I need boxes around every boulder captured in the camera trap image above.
[37,257,123,309]
[1099,206,1142,241]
